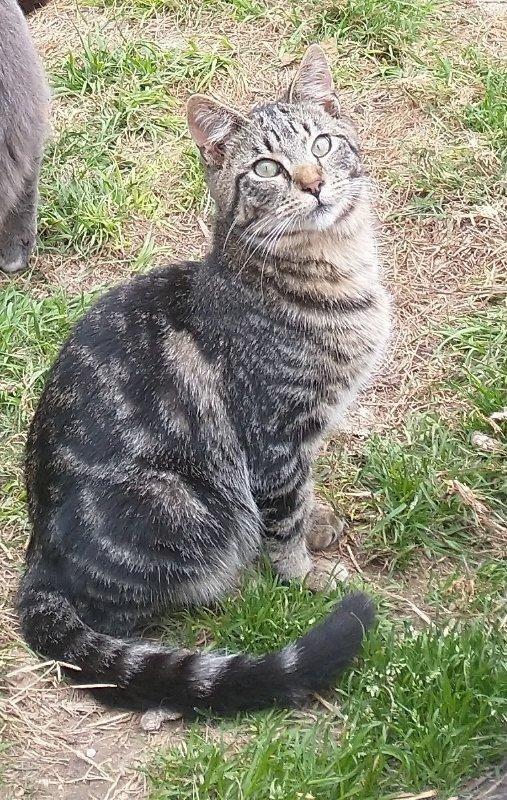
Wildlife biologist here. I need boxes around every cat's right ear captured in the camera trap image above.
[187,95,247,167]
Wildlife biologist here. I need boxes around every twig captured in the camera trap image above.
[345,544,364,575]
[382,591,433,626]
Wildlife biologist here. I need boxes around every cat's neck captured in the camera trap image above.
[212,195,380,300]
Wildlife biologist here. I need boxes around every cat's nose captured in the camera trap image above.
[294,164,324,197]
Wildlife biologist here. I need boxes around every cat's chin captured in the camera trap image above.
[299,203,346,233]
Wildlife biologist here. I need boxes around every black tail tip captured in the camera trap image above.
[335,591,376,631]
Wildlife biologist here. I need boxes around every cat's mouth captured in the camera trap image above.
[302,202,340,231]
[302,197,356,232]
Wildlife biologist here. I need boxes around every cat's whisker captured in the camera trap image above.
[258,214,298,296]
[236,212,297,272]
[241,213,295,273]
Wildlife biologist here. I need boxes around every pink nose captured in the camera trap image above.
[294,164,324,197]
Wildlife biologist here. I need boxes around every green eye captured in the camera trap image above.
[253,159,282,178]
[311,134,332,158]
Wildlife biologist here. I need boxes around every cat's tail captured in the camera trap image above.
[17,583,374,717]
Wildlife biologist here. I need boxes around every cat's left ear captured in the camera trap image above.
[187,95,247,167]
[288,45,340,117]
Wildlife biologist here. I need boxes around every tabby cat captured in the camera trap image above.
[0,0,48,273]
[18,46,391,718]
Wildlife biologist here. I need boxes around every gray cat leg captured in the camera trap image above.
[260,482,348,590]
[0,166,39,274]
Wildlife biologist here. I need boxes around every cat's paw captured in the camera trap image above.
[303,559,349,592]
[307,500,345,551]
[0,238,33,274]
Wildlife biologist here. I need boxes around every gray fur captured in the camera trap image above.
[0,0,48,273]
[18,47,388,717]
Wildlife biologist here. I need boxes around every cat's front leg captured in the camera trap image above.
[260,481,348,591]
[0,162,39,274]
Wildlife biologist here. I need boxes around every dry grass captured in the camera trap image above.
[1,0,506,797]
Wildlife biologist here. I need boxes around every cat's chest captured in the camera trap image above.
[232,291,389,438]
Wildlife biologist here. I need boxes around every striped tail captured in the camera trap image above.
[18,585,375,716]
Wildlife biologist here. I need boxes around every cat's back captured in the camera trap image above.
[41,263,197,386]
[28,264,200,447]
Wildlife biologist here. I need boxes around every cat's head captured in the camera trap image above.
[187,45,365,246]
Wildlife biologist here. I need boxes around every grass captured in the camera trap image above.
[349,308,507,567]
[463,50,507,158]
[160,568,366,653]
[149,618,506,799]
[314,0,438,64]
[427,559,507,617]
[52,38,236,97]
[81,0,268,20]
[389,143,503,216]
[39,146,159,255]
[38,38,236,255]
[0,286,93,433]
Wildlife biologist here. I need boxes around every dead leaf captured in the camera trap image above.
[450,480,507,551]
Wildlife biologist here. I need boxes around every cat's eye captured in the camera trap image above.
[253,159,282,178]
[311,135,332,158]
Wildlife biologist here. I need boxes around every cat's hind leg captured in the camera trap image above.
[0,164,39,274]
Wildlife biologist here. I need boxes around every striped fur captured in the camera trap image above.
[18,47,389,717]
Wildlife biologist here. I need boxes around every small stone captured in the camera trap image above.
[140,708,183,732]
[471,431,503,453]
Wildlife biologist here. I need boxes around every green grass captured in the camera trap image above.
[389,143,502,216]
[81,0,267,20]
[462,50,507,158]
[149,618,506,799]
[38,37,236,254]
[173,146,209,213]
[0,286,92,433]
[440,308,507,427]
[428,559,507,617]
[80,0,182,15]
[39,143,159,256]
[351,308,507,567]
[52,38,236,97]
[314,0,437,64]
[160,568,366,653]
